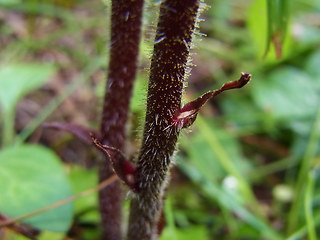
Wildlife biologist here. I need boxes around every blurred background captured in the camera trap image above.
[0,0,320,239]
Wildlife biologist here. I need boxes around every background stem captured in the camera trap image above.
[99,1,144,239]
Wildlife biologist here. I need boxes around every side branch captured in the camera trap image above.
[92,135,137,192]
[173,72,251,129]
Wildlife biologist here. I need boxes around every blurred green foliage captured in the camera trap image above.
[0,0,320,239]
[0,145,73,232]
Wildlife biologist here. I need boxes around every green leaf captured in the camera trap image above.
[247,0,270,59]
[0,63,56,146]
[160,226,209,240]
[0,63,56,114]
[159,196,210,240]
[247,0,291,60]
[253,67,319,120]
[0,145,73,232]
[0,0,21,5]
[266,0,289,58]
[130,74,147,113]
[38,231,66,240]
[69,166,99,223]
[305,50,320,82]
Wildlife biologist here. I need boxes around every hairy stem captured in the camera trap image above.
[99,0,144,239]
[127,1,201,239]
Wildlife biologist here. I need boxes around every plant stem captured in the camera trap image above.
[99,0,144,239]
[127,1,200,239]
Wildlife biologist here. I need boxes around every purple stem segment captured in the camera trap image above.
[127,1,201,239]
[99,0,144,239]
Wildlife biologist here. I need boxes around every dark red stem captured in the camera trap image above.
[127,1,200,239]
[99,0,144,239]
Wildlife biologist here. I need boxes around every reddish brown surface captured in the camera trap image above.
[127,1,201,239]
[98,0,144,239]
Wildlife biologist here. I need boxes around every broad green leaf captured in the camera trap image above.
[220,95,262,128]
[305,50,320,83]
[0,63,56,114]
[0,0,21,5]
[68,166,99,223]
[253,67,319,120]
[0,145,73,232]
